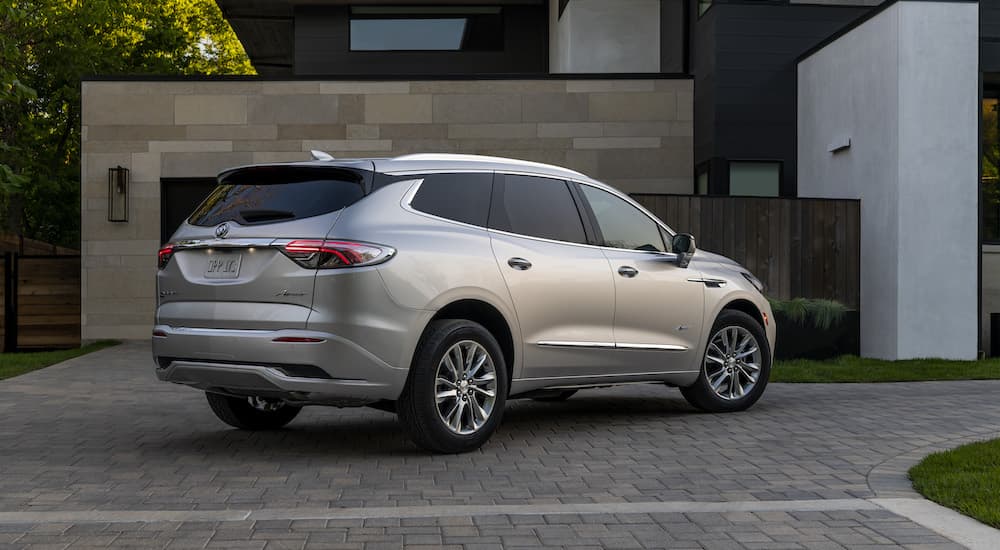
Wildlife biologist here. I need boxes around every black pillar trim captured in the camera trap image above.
[558,0,569,18]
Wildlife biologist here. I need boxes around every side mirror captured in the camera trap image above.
[672,233,696,268]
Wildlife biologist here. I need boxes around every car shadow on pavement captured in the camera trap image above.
[154,394,717,457]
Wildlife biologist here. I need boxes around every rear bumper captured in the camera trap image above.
[152,325,408,404]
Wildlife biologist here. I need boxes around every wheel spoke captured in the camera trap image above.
[451,400,466,431]
[737,364,758,383]
[443,352,460,379]
[735,346,758,360]
[706,343,727,364]
[454,346,468,377]
[436,389,458,401]
[470,398,489,428]
[740,361,761,372]
[463,342,476,372]
[709,370,729,391]
[733,377,746,397]
[467,351,488,378]
[436,377,457,388]
[470,385,496,398]
[473,371,496,384]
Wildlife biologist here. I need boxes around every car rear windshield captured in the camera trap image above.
[188,167,367,226]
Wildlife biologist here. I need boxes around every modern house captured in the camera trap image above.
[80,0,986,360]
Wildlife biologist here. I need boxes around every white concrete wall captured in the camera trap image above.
[798,1,979,360]
[550,0,660,73]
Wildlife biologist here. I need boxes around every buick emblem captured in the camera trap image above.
[215,223,230,239]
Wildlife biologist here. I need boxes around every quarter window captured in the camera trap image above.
[580,185,666,252]
[410,173,493,227]
[489,175,587,244]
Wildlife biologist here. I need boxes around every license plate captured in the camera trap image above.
[205,254,242,279]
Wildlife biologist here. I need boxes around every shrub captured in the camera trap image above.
[768,298,848,330]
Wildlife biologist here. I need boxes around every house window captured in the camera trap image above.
[349,7,504,52]
[695,164,710,195]
[729,161,780,197]
[984,96,1000,243]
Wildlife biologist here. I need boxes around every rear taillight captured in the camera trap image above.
[158,244,175,270]
[280,240,395,269]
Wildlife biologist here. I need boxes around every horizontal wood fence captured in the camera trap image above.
[1,253,81,352]
[632,195,860,309]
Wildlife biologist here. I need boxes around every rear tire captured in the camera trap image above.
[681,310,771,413]
[205,392,301,430]
[398,319,508,453]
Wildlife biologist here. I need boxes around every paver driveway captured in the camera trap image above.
[0,342,998,549]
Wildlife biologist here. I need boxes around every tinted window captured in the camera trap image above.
[580,185,666,252]
[350,7,503,51]
[410,173,492,227]
[188,167,366,226]
[490,175,587,244]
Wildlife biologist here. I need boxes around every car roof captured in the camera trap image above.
[218,153,596,185]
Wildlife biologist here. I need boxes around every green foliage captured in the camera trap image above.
[772,355,1000,383]
[768,297,848,330]
[0,1,254,247]
[910,439,1000,529]
[0,340,119,380]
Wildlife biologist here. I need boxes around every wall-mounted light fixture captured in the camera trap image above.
[108,166,129,222]
[828,136,852,155]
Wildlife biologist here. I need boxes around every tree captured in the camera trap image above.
[0,0,254,247]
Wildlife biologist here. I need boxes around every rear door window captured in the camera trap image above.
[410,173,493,227]
[188,167,367,226]
[489,174,587,244]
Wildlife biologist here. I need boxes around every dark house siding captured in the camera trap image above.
[661,0,688,74]
[294,5,548,76]
[983,0,1000,74]
[692,3,870,196]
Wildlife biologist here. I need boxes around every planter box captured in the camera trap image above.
[774,310,859,360]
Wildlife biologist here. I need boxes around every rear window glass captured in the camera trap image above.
[410,173,493,227]
[188,167,366,226]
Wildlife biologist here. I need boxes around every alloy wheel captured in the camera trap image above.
[704,326,762,400]
[435,340,498,435]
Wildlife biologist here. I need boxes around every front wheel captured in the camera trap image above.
[205,392,301,430]
[681,310,771,412]
[398,319,508,453]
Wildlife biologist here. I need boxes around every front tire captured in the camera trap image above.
[398,319,508,453]
[205,392,301,430]
[681,310,771,412]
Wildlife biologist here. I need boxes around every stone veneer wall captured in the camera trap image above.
[80,78,693,340]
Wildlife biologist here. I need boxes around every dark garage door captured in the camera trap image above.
[160,178,216,244]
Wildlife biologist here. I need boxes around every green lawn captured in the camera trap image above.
[772,355,1000,383]
[0,341,119,381]
[910,439,1000,529]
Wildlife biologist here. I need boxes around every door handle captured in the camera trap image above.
[618,266,638,278]
[507,257,532,271]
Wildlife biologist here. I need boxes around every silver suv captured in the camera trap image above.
[154,153,775,453]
